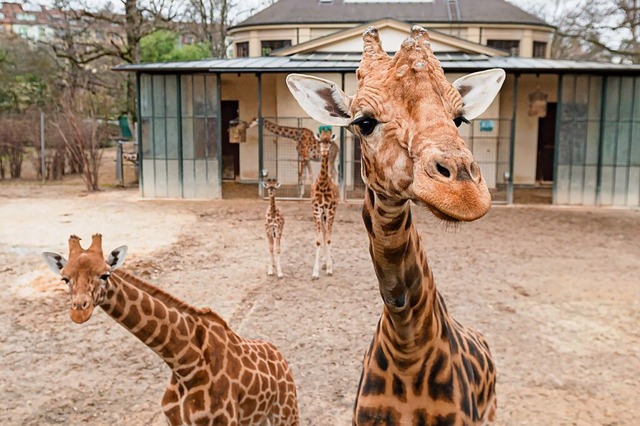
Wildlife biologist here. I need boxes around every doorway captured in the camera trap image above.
[221,100,240,180]
[536,102,557,182]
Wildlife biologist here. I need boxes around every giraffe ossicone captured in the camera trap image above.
[287,26,503,425]
[42,234,299,426]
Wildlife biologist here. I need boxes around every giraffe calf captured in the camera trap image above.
[263,178,285,278]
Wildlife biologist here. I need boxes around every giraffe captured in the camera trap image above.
[263,178,285,278]
[251,118,339,197]
[42,234,299,426]
[286,26,505,425]
[310,128,339,280]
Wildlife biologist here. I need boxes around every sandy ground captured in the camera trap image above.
[1,154,639,426]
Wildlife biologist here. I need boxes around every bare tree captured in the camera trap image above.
[514,0,640,62]
[183,0,235,58]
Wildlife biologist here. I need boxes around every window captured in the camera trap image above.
[487,39,520,56]
[533,41,548,58]
[0,12,5,19]
[16,13,36,21]
[261,40,291,56]
[236,42,249,58]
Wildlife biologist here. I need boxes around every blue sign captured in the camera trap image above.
[479,120,495,132]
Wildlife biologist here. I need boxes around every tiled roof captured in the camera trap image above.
[231,0,552,30]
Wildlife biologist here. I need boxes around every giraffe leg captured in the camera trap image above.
[325,210,335,276]
[298,160,305,198]
[312,214,322,280]
[275,235,283,279]
[267,234,275,276]
[306,160,313,182]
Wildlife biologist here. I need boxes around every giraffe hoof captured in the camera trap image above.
[327,271,333,276]
[268,271,274,276]
[312,275,319,280]
[277,274,284,279]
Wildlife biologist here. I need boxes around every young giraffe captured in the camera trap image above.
[252,118,339,197]
[310,128,339,280]
[42,234,299,426]
[287,26,505,425]
[263,178,285,278]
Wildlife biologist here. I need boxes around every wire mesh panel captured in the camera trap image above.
[261,116,339,199]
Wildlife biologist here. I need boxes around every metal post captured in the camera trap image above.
[507,73,519,205]
[340,72,346,200]
[40,111,45,183]
[596,76,608,205]
[257,73,264,198]
[552,74,563,205]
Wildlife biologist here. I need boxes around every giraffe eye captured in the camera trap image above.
[100,273,110,281]
[61,277,70,284]
[352,117,378,136]
[454,116,469,127]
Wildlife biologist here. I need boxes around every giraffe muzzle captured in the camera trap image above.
[70,297,94,324]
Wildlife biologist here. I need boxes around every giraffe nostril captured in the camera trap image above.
[82,301,90,310]
[436,163,451,178]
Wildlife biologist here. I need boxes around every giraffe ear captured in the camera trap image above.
[286,74,352,126]
[275,182,281,189]
[42,252,67,275]
[262,181,269,189]
[453,68,506,121]
[331,133,337,142]
[107,245,128,271]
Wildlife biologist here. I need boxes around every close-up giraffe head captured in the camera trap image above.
[42,234,127,324]
[287,26,505,222]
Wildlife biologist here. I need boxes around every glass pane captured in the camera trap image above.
[140,74,153,118]
[205,75,218,116]
[587,76,602,120]
[575,76,589,120]
[557,122,572,164]
[182,118,194,159]
[181,75,193,117]
[634,77,640,121]
[140,118,152,157]
[583,166,598,205]
[628,167,640,206]
[152,75,165,117]
[571,121,587,164]
[619,77,634,121]
[613,167,628,205]
[560,75,576,121]
[206,118,218,159]
[167,160,181,198]
[600,121,617,166]
[166,75,178,118]
[631,122,640,166]
[599,166,615,205]
[154,159,168,197]
[193,75,206,117]
[555,165,571,204]
[616,122,631,165]
[166,118,179,159]
[569,165,584,205]
[604,77,620,121]
[142,159,155,198]
[585,121,600,165]
[153,118,166,159]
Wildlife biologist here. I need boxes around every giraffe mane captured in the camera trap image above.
[113,269,230,327]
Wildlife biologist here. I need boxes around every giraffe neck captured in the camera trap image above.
[98,270,227,370]
[263,119,304,139]
[318,152,330,182]
[362,188,442,355]
[269,192,277,214]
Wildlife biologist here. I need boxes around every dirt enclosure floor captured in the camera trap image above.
[1,174,639,425]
